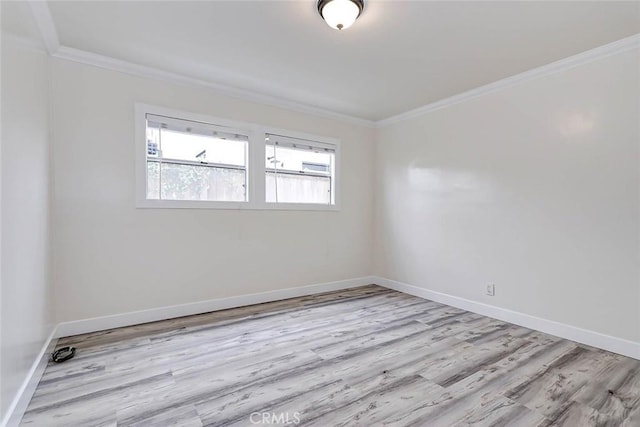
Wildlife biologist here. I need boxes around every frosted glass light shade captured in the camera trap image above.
[318,0,364,30]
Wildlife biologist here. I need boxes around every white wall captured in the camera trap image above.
[374,48,640,343]
[4,10,638,411]
[1,2,54,420]
[50,58,374,323]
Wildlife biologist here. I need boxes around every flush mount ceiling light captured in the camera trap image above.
[317,0,364,30]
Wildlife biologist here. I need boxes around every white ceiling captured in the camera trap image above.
[43,1,640,121]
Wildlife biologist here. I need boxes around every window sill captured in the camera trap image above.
[136,199,340,211]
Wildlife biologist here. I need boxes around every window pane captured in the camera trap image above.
[160,129,246,166]
[265,145,332,174]
[145,114,249,203]
[265,141,335,205]
[159,163,246,202]
[147,161,160,199]
[146,126,160,159]
[266,172,331,204]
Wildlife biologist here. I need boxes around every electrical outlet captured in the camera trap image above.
[486,283,495,296]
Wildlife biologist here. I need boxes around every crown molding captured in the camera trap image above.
[377,33,640,127]
[51,46,376,127]
[25,0,59,55]
[25,1,639,129]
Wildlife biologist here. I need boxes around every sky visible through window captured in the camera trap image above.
[265,144,332,174]
[147,128,247,166]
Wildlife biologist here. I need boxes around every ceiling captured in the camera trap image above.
[38,1,640,121]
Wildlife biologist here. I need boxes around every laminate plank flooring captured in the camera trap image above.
[21,285,640,426]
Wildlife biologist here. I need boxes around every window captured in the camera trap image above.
[265,134,336,205]
[145,114,248,202]
[136,104,340,210]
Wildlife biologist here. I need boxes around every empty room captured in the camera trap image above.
[1,0,639,426]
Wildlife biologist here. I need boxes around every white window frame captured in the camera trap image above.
[135,103,340,211]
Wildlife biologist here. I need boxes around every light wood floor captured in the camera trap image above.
[22,285,640,426]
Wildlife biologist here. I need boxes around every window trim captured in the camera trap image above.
[135,103,340,211]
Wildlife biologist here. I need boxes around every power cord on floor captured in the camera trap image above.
[51,346,76,363]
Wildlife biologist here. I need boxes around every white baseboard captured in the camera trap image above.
[7,274,636,427]
[1,329,58,427]
[55,276,376,338]
[374,276,640,360]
